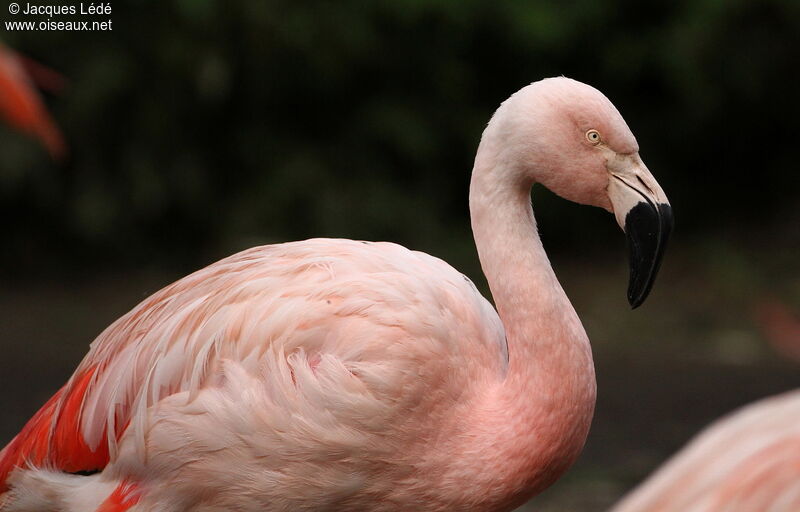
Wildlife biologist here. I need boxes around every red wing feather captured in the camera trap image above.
[0,367,122,491]
[0,45,66,159]
[96,481,140,512]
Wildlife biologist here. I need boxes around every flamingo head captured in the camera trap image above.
[488,77,673,308]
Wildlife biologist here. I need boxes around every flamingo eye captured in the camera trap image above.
[586,129,601,145]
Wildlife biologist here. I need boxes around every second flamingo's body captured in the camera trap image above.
[0,78,672,511]
[611,390,800,512]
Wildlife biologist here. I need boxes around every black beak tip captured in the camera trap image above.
[628,292,645,310]
[624,202,673,309]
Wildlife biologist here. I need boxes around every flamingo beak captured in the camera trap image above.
[607,154,673,309]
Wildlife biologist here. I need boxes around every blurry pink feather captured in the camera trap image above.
[0,44,66,160]
[611,390,800,512]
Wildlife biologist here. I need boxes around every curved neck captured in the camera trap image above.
[464,133,596,508]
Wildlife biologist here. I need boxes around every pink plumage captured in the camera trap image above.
[0,77,671,511]
[611,390,800,512]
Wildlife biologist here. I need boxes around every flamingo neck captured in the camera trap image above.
[464,134,597,508]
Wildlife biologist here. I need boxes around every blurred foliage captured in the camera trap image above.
[1,0,799,278]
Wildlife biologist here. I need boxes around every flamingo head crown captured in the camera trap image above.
[480,77,673,307]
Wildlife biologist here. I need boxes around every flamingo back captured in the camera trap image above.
[611,390,800,512]
[0,239,507,510]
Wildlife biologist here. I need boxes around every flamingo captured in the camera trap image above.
[610,390,800,512]
[0,77,672,511]
[0,42,65,159]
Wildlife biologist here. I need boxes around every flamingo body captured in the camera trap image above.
[2,241,510,510]
[0,77,671,511]
[611,390,800,512]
